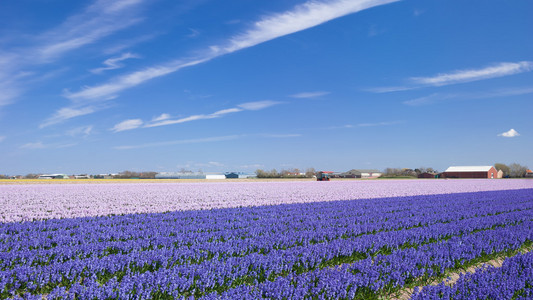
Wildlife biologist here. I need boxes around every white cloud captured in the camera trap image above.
[118,101,281,131]
[65,57,210,102]
[403,87,533,106]
[237,100,280,110]
[152,113,171,122]
[410,61,533,86]
[498,129,520,138]
[40,106,97,128]
[212,108,244,116]
[366,86,417,93]
[290,91,330,98]
[37,0,145,61]
[20,141,76,149]
[90,52,139,74]
[111,119,143,132]
[62,0,397,108]
[0,136,5,143]
[370,61,533,93]
[221,0,400,53]
[66,125,94,137]
[326,124,354,130]
[0,0,146,113]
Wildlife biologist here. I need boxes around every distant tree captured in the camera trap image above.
[495,163,511,177]
[255,169,267,178]
[24,173,39,179]
[415,167,436,175]
[139,172,157,179]
[0,174,8,179]
[269,169,279,178]
[116,171,141,179]
[509,163,528,178]
[305,168,316,178]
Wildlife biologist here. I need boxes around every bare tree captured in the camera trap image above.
[509,163,528,178]
[305,168,316,178]
[255,169,267,178]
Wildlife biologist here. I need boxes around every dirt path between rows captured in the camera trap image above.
[390,247,532,300]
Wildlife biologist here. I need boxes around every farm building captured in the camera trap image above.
[38,174,69,179]
[526,169,533,178]
[442,166,498,179]
[155,172,206,179]
[205,174,226,180]
[343,169,382,178]
[155,172,227,179]
[224,172,256,179]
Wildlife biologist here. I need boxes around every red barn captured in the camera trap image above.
[442,166,498,179]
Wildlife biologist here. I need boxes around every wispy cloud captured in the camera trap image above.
[290,91,330,99]
[403,87,533,106]
[0,136,5,143]
[66,125,94,137]
[410,61,533,86]
[90,52,139,74]
[65,57,210,102]
[187,28,201,38]
[111,119,143,132]
[36,0,145,61]
[237,100,279,110]
[40,106,98,128]
[113,100,280,132]
[58,0,398,121]
[220,0,400,53]
[103,34,157,55]
[326,124,354,130]
[371,61,533,93]
[152,113,171,122]
[498,129,520,138]
[20,141,76,149]
[0,0,147,111]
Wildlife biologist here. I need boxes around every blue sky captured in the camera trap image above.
[0,0,532,175]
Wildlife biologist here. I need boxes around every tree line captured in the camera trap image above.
[494,163,529,178]
[255,168,316,178]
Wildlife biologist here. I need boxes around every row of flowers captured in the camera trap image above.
[1,180,532,223]
[411,250,533,299]
[1,189,532,299]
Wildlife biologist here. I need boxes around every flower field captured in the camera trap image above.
[1,180,533,299]
[1,179,532,223]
